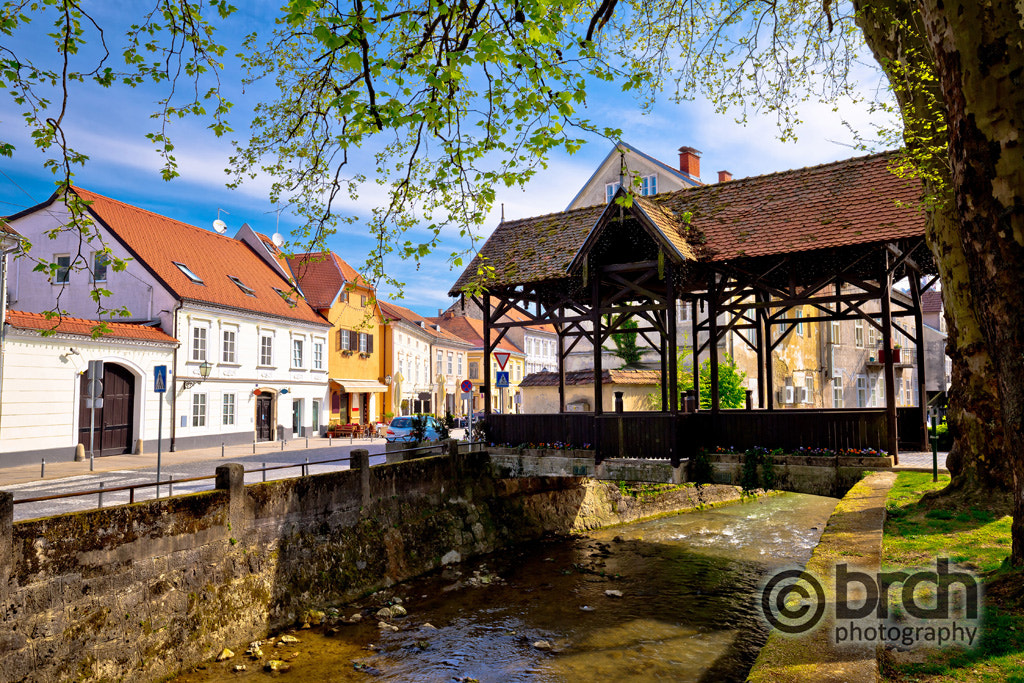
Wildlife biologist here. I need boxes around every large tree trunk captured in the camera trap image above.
[916,0,1024,561]
[854,0,1010,496]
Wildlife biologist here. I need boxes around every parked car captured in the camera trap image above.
[385,415,444,443]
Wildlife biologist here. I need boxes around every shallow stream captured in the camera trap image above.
[175,492,837,682]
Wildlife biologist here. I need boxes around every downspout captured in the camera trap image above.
[169,300,183,451]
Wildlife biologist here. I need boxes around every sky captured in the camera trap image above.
[0,3,896,317]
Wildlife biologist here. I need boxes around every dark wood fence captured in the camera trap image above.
[486,408,895,462]
[897,407,927,451]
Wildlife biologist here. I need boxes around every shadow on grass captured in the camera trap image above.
[883,472,1024,681]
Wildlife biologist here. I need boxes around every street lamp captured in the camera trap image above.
[182,361,213,389]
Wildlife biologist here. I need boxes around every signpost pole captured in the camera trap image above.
[154,365,167,498]
[87,360,103,461]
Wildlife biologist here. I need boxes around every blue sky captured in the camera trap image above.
[0,4,894,316]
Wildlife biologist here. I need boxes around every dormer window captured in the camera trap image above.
[273,287,296,305]
[173,261,204,285]
[228,275,255,297]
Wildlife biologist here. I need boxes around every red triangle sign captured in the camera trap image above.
[494,351,511,370]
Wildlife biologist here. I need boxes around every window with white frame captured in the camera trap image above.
[192,326,207,361]
[93,252,108,282]
[447,352,453,375]
[677,301,691,323]
[745,308,756,344]
[640,174,657,196]
[436,350,442,375]
[873,374,885,407]
[457,354,463,376]
[338,329,350,351]
[260,335,273,366]
[469,361,479,379]
[605,181,621,203]
[868,325,879,348]
[292,339,304,368]
[832,375,844,408]
[804,376,814,404]
[222,329,236,363]
[313,341,323,370]
[855,319,864,347]
[896,378,903,406]
[222,393,235,426]
[795,309,804,336]
[358,332,368,353]
[831,319,841,344]
[192,393,207,427]
[856,375,867,407]
[54,254,71,284]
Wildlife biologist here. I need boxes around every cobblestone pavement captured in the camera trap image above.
[892,450,948,470]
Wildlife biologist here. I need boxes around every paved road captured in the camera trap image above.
[0,432,468,522]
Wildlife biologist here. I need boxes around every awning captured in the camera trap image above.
[330,378,388,393]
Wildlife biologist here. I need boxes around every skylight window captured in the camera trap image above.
[173,261,204,285]
[228,275,256,297]
[273,287,296,305]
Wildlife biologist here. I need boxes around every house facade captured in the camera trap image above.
[433,314,525,413]
[286,252,387,426]
[565,142,707,210]
[6,188,331,452]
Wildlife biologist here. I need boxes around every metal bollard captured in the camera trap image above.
[169,477,173,497]
[306,437,309,449]
[222,442,225,458]
[90,454,94,472]
[41,459,45,478]
[262,463,266,483]
[98,482,104,508]
[329,435,332,447]
[253,440,256,454]
[281,439,284,451]
[304,457,309,477]
[129,487,135,504]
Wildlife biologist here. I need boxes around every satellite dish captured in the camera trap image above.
[212,219,228,234]
[271,232,285,248]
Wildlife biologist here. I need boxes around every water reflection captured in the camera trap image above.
[174,492,836,683]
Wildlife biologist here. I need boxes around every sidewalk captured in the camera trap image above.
[0,434,386,488]
[890,449,948,472]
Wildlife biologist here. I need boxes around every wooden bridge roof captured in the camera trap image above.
[449,150,926,295]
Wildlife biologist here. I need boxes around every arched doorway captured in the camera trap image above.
[78,362,136,456]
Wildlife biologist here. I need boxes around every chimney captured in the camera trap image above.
[438,308,442,316]
[718,170,733,183]
[678,146,701,180]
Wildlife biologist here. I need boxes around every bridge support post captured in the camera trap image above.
[215,464,246,539]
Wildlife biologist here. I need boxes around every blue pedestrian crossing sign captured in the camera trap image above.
[154,365,168,393]
[496,371,510,388]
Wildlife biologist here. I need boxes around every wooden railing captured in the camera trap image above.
[485,408,896,462]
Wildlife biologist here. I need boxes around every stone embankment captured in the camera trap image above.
[0,447,741,682]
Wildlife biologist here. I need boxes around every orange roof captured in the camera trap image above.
[5,310,178,343]
[431,315,524,355]
[379,300,426,325]
[286,252,367,309]
[70,188,328,326]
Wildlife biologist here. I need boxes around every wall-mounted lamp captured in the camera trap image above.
[182,361,213,389]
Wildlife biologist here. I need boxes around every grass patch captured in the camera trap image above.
[883,472,1023,682]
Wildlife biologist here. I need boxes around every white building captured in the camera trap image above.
[565,142,707,210]
[5,187,331,453]
[0,311,177,465]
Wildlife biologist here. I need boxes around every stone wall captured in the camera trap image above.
[0,449,735,682]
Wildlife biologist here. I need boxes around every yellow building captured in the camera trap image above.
[433,315,526,413]
[288,252,387,426]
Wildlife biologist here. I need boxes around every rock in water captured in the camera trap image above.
[216,648,234,661]
[605,589,623,598]
[390,604,408,617]
[533,640,553,651]
[264,660,290,672]
[279,634,300,644]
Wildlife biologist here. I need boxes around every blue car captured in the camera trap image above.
[385,415,444,443]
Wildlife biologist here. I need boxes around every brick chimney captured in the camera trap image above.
[678,146,701,180]
[718,170,733,183]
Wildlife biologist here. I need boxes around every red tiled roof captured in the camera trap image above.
[286,252,367,309]
[5,310,178,343]
[921,290,943,313]
[450,151,926,293]
[71,188,328,326]
[380,300,426,325]
[431,315,524,355]
[519,369,662,387]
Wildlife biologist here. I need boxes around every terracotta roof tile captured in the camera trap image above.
[71,188,328,326]
[380,300,426,325]
[451,151,925,293]
[286,252,367,309]
[921,290,943,313]
[431,316,524,354]
[5,310,178,343]
[519,369,662,387]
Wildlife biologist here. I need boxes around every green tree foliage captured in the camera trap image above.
[603,315,642,367]
[649,351,746,410]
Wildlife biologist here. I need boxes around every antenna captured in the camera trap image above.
[213,208,230,234]
[264,205,286,249]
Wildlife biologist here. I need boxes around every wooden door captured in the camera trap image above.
[256,395,273,441]
[78,363,135,456]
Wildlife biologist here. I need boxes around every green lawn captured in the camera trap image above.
[882,472,1024,682]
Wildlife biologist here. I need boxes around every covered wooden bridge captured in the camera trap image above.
[449,151,938,464]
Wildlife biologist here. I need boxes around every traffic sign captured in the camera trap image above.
[460,379,473,393]
[493,351,510,370]
[154,365,168,393]
[496,371,510,388]
[88,378,104,398]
